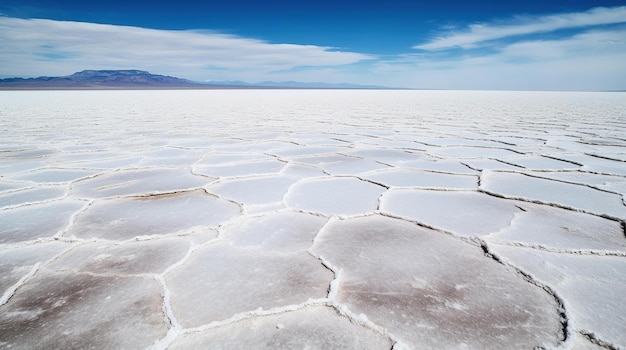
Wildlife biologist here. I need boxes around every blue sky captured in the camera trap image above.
[1,0,625,90]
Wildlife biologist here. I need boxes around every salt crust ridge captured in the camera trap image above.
[1,90,625,349]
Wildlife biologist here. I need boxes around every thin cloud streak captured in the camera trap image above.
[414,6,626,50]
[373,27,626,90]
[1,10,624,90]
[0,17,373,80]
[498,28,626,62]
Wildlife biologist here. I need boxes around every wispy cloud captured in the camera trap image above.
[497,28,626,62]
[0,17,372,80]
[1,8,624,90]
[414,6,626,50]
[370,25,626,90]
[359,6,626,90]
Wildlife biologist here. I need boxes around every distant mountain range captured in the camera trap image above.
[0,70,394,89]
[0,70,206,89]
[206,80,392,89]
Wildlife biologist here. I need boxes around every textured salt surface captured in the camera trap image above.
[311,215,563,349]
[1,90,625,349]
[168,306,393,350]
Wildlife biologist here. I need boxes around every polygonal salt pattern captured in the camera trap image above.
[47,236,191,275]
[138,147,208,167]
[208,175,298,206]
[380,189,521,237]
[268,145,347,158]
[321,157,391,175]
[280,163,327,178]
[49,151,132,164]
[0,148,58,159]
[0,200,87,244]
[70,168,210,198]
[402,159,477,174]
[523,170,626,198]
[461,158,524,171]
[284,177,386,216]
[486,202,626,253]
[222,211,327,253]
[0,269,168,350]
[67,190,241,240]
[559,154,626,176]
[344,148,423,166]
[311,215,564,349]
[11,168,99,183]
[503,155,581,170]
[420,138,510,148]
[0,241,70,299]
[1,90,626,349]
[194,159,286,178]
[0,159,48,174]
[490,245,626,349]
[165,243,333,327]
[364,168,478,189]
[427,146,522,159]
[481,171,626,219]
[291,153,391,175]
[168,306,392,350]
[61,155,147,169]
[0,185,68,208]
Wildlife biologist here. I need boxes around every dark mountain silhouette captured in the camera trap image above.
[0,70,398,89]
[0,70,209,89]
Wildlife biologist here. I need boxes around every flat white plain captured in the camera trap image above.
[1,90,625,349]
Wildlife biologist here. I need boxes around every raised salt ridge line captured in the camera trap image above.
[0,262,41,306]
[1,90,625,349]
[480,170,626,220]
[490,244,626,349]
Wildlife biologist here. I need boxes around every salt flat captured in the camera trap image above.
[0,90,625,349]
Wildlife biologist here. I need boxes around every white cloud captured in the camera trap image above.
[498,28,626,61]
[380,6,626,90]
[1,11,624,90]
[0,17,372,80]
[372,27,626,90]
[414,6,626,50]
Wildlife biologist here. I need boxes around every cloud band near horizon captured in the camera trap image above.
[1,6,625,90]
[0,17,372,80]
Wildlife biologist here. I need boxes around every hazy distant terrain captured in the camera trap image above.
[0,70,390,90]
